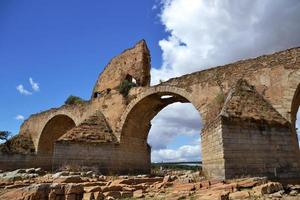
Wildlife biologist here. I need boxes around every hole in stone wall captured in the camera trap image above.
[148,102,202,165]
[125,74,133,82]
[124,74,138,86]
[160,95,173,99]
[296,109,300,148]
[132,77,137,84]
[94,92,101,98]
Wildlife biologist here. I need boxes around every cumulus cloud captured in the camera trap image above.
[152,144,201,163]
[29,77,39,92]
[15,115,25,121]
[149,0,300,161]
[148,103,202,150]
[16,84,32,95]
[151,0,300,84]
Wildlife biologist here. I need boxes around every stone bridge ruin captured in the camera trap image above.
[1,40,300,180]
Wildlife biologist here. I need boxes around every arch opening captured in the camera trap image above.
[291,84,300,149]
[120,92,195,142]
[149,102,202,163]
[120,91,202,172]
[37,115,76,155]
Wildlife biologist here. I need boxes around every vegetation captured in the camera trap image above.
[0,134,35,154]
[118,79,137,97]
[0,131,11,142]
[151,163,201,171]
[65,95,85,105]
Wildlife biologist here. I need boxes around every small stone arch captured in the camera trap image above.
[117,86,203,143]
[37,114,76,155]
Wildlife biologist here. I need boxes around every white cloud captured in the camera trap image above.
[16,77,40,95]
[296,110,300,147]
[151,0,300,84]
[16,84,32,95]
[149,0,300,161]
[152,144,201,163]
[29,77,39,92]
[15,115,25,121]
[148,103,202,150]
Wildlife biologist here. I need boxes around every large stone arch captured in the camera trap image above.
[114,85,204,174]
[37,114,76,155]
[117,86,203,142]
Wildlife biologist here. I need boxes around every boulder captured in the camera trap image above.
[253,182,283,196]
[52,171,70,178]
[94,191,105,200]
[290,190,298,196]
[83,192,94,200]
[25,168,36,174]
[121,191,133,198]
[133,189,144,198]
[219,191,230,200]
[50,183,65,195]
[64,183,84,194]
[229,191,250,199]
[0,183,51,200]
[163,175,171,183]
[269,190,284,198]
[103,191,121,199]
[173,183,196,192]
[84,186,102,193]
[101,185,123,192]
[54,175,83,183]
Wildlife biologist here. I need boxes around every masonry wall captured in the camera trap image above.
[222,117,300,179]
[53,141,150,174]
[201,117,226,180]
[0,153,53,171]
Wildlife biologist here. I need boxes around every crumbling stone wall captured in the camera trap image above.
[1,40,300,180]
[92,40,151,97]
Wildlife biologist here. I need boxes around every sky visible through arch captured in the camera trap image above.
[1,0,300,162]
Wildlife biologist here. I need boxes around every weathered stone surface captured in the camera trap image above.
[101,185,123,192]
[65,183,84,194]
[133,189,144,198]
[103,191,121,199]
[1,40,300,181]
[54,175,83,183]
[84,186,102,193]
[92,39,151,95]
[253,182,283,196]
[229,191,250,199]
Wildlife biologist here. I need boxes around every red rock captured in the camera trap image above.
[133,189,144,198]
[84,186,102,193]
[173,183,196,192]
[101,185,123,192]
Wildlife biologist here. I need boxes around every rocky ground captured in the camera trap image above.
[0,168,300,200]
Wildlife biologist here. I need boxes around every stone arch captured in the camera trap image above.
[117,86,203,143]
[37,114,76,155]
[290,83,300,151]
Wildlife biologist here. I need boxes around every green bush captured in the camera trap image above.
[65,95,84,105]
[118,80,136,97]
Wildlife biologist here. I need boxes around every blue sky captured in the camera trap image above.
[1,0,300,162]
[0,0,165,133]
